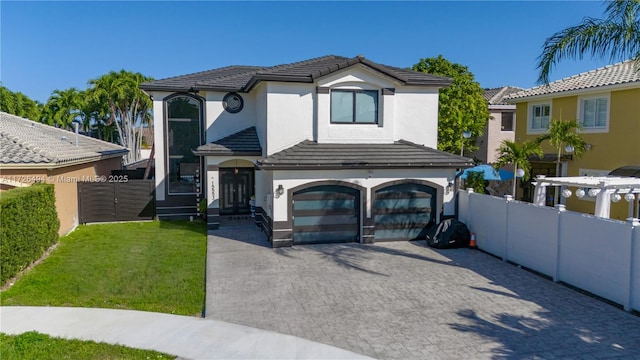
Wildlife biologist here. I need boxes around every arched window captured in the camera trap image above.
[166,95,202,194]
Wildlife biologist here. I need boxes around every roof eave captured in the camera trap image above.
[193,150,262,157]
[256,162,473,170]
[244,75,314,92]
[506,81,640,103]
[0,152,126,170]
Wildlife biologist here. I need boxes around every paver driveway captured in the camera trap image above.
[205,226,640,359]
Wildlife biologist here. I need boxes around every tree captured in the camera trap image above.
[89,70,153,163]
[41,88,85,129]
[413,55,490,155]
[536,119,587,178]
[494,140,544,197]
[537,0,640,84]
[0,86,42,121]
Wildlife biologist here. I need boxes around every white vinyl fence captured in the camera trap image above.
[458,190,640,312]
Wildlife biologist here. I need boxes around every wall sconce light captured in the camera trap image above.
[274,184,284,199]
[576,189,586,198]
[585,144,593,151]
[625,193,636,202]
[561,189,572,198]
[446,181,454,195]
[564,144,575,153]
[611,193,622,203]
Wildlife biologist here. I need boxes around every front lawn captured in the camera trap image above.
[0,221,206,316]
[0,332,175,360]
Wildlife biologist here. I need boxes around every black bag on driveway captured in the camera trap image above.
[425,218,471,249]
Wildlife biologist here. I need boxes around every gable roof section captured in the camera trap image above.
[256,140,473,170]
[194,127,262,156]
[141,55,452,93]
[506,60,640,101]
[484,86,523,105]
[1,112,128,168]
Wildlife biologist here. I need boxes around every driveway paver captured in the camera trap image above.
[206,226,640,359]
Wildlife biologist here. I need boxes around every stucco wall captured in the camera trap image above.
[0,156,123,235]
[479,108,515,164]
[269,168,456,223]
[514,87,640,220]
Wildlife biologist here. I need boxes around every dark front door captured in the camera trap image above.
[220,168,254,215]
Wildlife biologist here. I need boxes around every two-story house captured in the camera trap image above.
[472,86,522,164]
[506,60,640,220]
[140,55,472,247]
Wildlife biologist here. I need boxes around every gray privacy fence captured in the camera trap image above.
[458,190,640,312]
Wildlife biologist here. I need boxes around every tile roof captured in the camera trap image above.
[194,127,262,156]
[141,55,452,93]
[1,112,128,167]
[256,140,473,170]
[506,60,640,100]
[483,86,523,105]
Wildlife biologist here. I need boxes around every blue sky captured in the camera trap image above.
[1,1,624,103]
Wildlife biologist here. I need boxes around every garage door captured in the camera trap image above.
[292,185,360,245]
[374,183,436,241]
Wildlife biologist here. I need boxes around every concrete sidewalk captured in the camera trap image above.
[0,306,372,360]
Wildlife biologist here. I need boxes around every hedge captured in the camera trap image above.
[0,183,60,285]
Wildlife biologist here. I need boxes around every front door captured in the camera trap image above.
[220,168,254,215]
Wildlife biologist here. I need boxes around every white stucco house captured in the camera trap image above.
[140,55,472,247]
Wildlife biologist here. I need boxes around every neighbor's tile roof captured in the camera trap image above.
[256,140,473,170]
[141,55,452,93]
[506,60,640,100]
[194,127,262,156]
[0,112,128,166]
[484,86,523,105]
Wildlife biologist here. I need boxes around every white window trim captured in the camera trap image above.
[576,92,610,134]
[527,101,552,134]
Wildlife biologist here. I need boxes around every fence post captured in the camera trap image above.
[625,217,639,312]
[553,204,566,282]
[503,195,513,262]
[466,189,474,231]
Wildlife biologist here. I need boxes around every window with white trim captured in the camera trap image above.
[580,96,608,129]
[530,104,550,130]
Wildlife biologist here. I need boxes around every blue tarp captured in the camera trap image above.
[459,165,523,181]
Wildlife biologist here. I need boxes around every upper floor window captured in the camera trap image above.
[501,112,514,131]
[166,95,202,195]
[331,89,378,124]
[530,103,550,131]
[580,96,608,130]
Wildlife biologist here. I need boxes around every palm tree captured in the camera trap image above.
[537,0,640,84]
[536,119,587,179]
[42,88,84,129]
[89,70,153,163]
[494,140,544,198]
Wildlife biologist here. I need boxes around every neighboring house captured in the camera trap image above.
[0,112,128,234]
[506,60,640,220]
[140,55,473,247]
[471,86,522,164]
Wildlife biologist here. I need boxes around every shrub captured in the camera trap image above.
[465,171,488,194]
[0,184,59,285]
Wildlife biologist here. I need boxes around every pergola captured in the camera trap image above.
[532,175,640,219]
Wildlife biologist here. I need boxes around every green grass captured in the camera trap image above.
[0,332,175,360]
[0,221,206,316]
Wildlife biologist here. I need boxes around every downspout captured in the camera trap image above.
[453,169,465,219]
